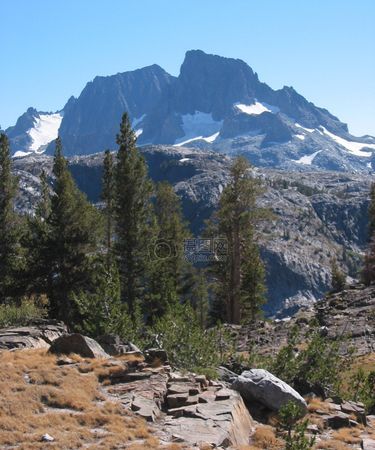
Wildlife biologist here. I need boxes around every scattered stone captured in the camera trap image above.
[307,424,320,434]
[167,382,200,395]
[168,372,190,383]
[325,412,351,429]
[215,389,232,401]
[198,390,217,403]
[131,395,160,422]
[49,333,109,358]
[167,393,189,409]
[56,356,75,366]
[232,369,307,413]
[96,334,142,356]
[41,433,55,442]
[194,374,207,386]
[144,348,168,364]
[341,400,367,425]
[218,366,238,383]
[362,437,375,450]
[110,371,152,384]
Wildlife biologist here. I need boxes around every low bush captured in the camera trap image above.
[0,296,47,327]
[150,302,223,374]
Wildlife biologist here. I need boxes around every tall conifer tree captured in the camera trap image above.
[0,133,20,302]
[114,113,154,314]
[47,137,101,322]
[23,169,52,297]
[147,181,190,320]
[102,150,115,261]
[362,182,375,285]
[207,157,267,324]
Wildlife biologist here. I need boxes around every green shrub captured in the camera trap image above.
[269,324,351,396]
[349,368,375,414]
[150,302,222,373]
[278,401,315,450]
[0,297,47,328]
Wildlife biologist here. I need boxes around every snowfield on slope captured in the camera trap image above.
[320,127,375,157]
[27,113,63,152]
[294,150,322,165]
[174,112,222,146]
[235,101,279,115]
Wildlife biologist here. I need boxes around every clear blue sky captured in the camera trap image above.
[1,0,374,136]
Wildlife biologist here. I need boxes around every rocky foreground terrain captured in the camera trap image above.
[230,282,375,359]
[0,284,374,449]
[12,146,372,316]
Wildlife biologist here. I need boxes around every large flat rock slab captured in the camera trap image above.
[164,390,253,447]
[0,321,67,350]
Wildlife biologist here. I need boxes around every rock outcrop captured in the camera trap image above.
[0,320,67,350]
[49,333,109,358]
[232,368,307,413]
[104,363,254,447]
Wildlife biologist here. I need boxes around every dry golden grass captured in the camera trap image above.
[0,349,161,449]
[314,440,352,450]
[331,427,362,444]
[239,425,284,450]
[307,397,332,414]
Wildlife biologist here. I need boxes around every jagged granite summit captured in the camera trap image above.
[13,146,372,316]
[7,50,375,172]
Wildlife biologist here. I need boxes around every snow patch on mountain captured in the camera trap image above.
[235,101,279,115]
[27,113,62,152]
[295,134,305,140]
[320,127,375,157]
[174,132,220,147]
[13,151,33,158]
[174,112,222,145]
[294,150,322,165]
[132,114,145,128]
[295,123,315,133]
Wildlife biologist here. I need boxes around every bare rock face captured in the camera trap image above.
[0,320,67,350]
[104,361,254,448]
[49,333,109,358]
[164,390,253,447]
[232,369,307,413]
[96,334,141,356]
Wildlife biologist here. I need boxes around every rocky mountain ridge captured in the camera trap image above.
[6,50,375,172]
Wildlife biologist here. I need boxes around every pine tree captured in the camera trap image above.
[114,113,154,314]
[0,133,20,302]
[330,257,346,293]
[102,150,115,261]
[207,157,268,324]
[47,137,102,322]
[146,181,191,321]
[23,169,52,297]
[72,256,124,337]
[241,239,266,322]
[190,268,209,329]
[362,183,375,285]
[368,183,375,238]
